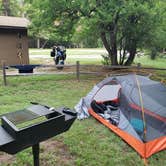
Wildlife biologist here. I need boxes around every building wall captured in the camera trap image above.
[0,28,29,66]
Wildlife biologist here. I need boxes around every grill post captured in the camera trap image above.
[32,143,40,166]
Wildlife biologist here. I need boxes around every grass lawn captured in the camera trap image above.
[29,48,105,65]
[0,48,166,166]
[29,48,166,67]
[29,48,107,56]
[134,56,166,68]
[0,74,165,166]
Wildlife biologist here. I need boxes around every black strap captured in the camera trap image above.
[91,100,106,114]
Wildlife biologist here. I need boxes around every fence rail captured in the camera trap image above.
[1,60,166,86]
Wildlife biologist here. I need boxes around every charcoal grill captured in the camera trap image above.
[0,103,76,166]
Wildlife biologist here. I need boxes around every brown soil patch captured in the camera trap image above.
[40,138,75,166]
[0,152,15,165]
[0,139,75,166]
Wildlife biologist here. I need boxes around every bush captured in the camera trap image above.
[101,54,111,65]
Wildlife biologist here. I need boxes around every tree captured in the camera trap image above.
[0,0,23,16]
[1,0,11,15]
[25,0,165,64]
[71,18,102,48]
[40,0,162,65]
[144,1,166,59]
[23,0,74,47]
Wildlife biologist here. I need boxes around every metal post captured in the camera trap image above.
[2,61,7,86]
[76,61,80,81]
[32,143,40,166]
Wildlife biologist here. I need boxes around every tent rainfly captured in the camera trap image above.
[75,74,166,159]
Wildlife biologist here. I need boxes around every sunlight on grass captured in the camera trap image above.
[134,56,166,68]
[29,48,166,68]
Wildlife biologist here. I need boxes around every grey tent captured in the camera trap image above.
[75,74,166,159]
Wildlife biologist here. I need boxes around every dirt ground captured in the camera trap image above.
[0,138,75,166]
[0,152,15,165]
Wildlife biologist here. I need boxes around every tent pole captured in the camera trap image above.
[143,158,148,166]
[134,74,147,141]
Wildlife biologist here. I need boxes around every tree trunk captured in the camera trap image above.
[110,32,118,65]
[2,0,11,16]
[100,31,118,66]
[100,31,112,63]
[100,32,111,55]
[37,38,40,49]
[124,46,136,66]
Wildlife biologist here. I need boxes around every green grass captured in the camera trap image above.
[29,48,106,56]
[29,48,104,65]
[29,48,166,67]
[0,48,166,165]
[0,74,165,166]
[134,56,166,68]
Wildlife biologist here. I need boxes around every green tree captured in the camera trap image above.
[24,0,73,47]
[145,1,166,59]
[0,0,22,16]
[24,0,165,64]
[0,0,11,15]
[42,0,163,65]
[71,18,101,48]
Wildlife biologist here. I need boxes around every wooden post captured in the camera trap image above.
[76,61,80,81]
[2,61,7,86]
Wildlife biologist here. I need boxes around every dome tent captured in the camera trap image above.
[75,74,166,159]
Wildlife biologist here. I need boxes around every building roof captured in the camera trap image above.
[0,16,29,29]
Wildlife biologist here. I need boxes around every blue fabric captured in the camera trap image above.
[130,118,144,133]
